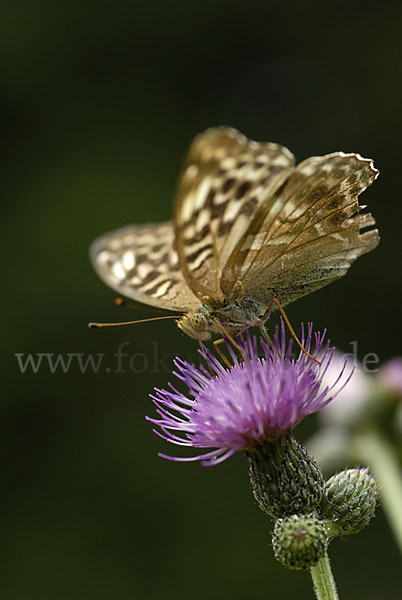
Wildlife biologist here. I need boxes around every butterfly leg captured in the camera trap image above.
[262,298,320,364]
[236,277,245,297]
[212,319,248,365]
[258,324,275,352]
[198,339,233,371]
[213,338,233,370]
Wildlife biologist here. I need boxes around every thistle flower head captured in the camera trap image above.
[147,321,353,466]
[272,514,328,570]
[322,467,379,535]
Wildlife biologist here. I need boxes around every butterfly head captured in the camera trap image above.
[176,311,212,341]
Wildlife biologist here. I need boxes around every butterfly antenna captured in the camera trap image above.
[88,315,181,328]
[264,299,320,365]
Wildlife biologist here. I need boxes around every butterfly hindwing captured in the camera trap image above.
[223,151,379,308]
[90,222,201,312]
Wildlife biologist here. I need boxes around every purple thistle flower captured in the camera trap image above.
[147,321,353,466]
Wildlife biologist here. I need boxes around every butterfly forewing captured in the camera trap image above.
[223,151,379,307]
[90,223,201,312]
[174,127,295,304]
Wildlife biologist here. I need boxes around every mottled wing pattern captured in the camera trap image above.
[90,223,201,312]
[223,152,379,307]
[174,127,295,304]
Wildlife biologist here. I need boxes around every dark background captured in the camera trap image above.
[3,2,401,598]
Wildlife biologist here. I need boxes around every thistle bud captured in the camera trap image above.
[247,435,325,519]
[322,467,379,535]
[272,514,328,570]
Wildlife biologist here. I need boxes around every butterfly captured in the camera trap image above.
[90,127,379,342]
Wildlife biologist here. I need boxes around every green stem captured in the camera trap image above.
[310,552,339,600]
[351,429,402,555]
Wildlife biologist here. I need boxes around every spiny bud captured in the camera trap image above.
[272,514,328,570]
[322,467,379,535]
[247,435,325,519]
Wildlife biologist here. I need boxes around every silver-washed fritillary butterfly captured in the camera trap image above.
[90,127,379,341]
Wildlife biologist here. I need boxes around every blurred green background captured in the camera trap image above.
[3,2,401,598]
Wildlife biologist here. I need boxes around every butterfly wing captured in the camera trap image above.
[174,127,295,304]
[90,222,202,312]
[222,152,379,308]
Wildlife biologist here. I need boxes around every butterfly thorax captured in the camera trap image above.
[176,295,264,341]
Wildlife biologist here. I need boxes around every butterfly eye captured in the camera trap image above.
[190,313,206,331]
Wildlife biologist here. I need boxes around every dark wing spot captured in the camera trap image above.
[135,270,161,287]
[187,244,213,264]
[240,197,258,217]
[333,168,347,178]
[211,201,227,219]
[146,279,175,297]
[205,188,215,208]
[260,165,284,185]
[270,164,287,175]
[222,177,236,193]
[328,212,345,226]
[237,160,247,169]
[299,186,312,197]
[269,179,289,201]
[135,253,149,264]
[308,186,330,203]
[236,180,252,199]
[217,220,233,237]
[184,224,210,246]
[254,161,264,169]
[179,207,202,230]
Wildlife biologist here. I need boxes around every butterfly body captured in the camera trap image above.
[91,127,379,340]
[177,295,264,341]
